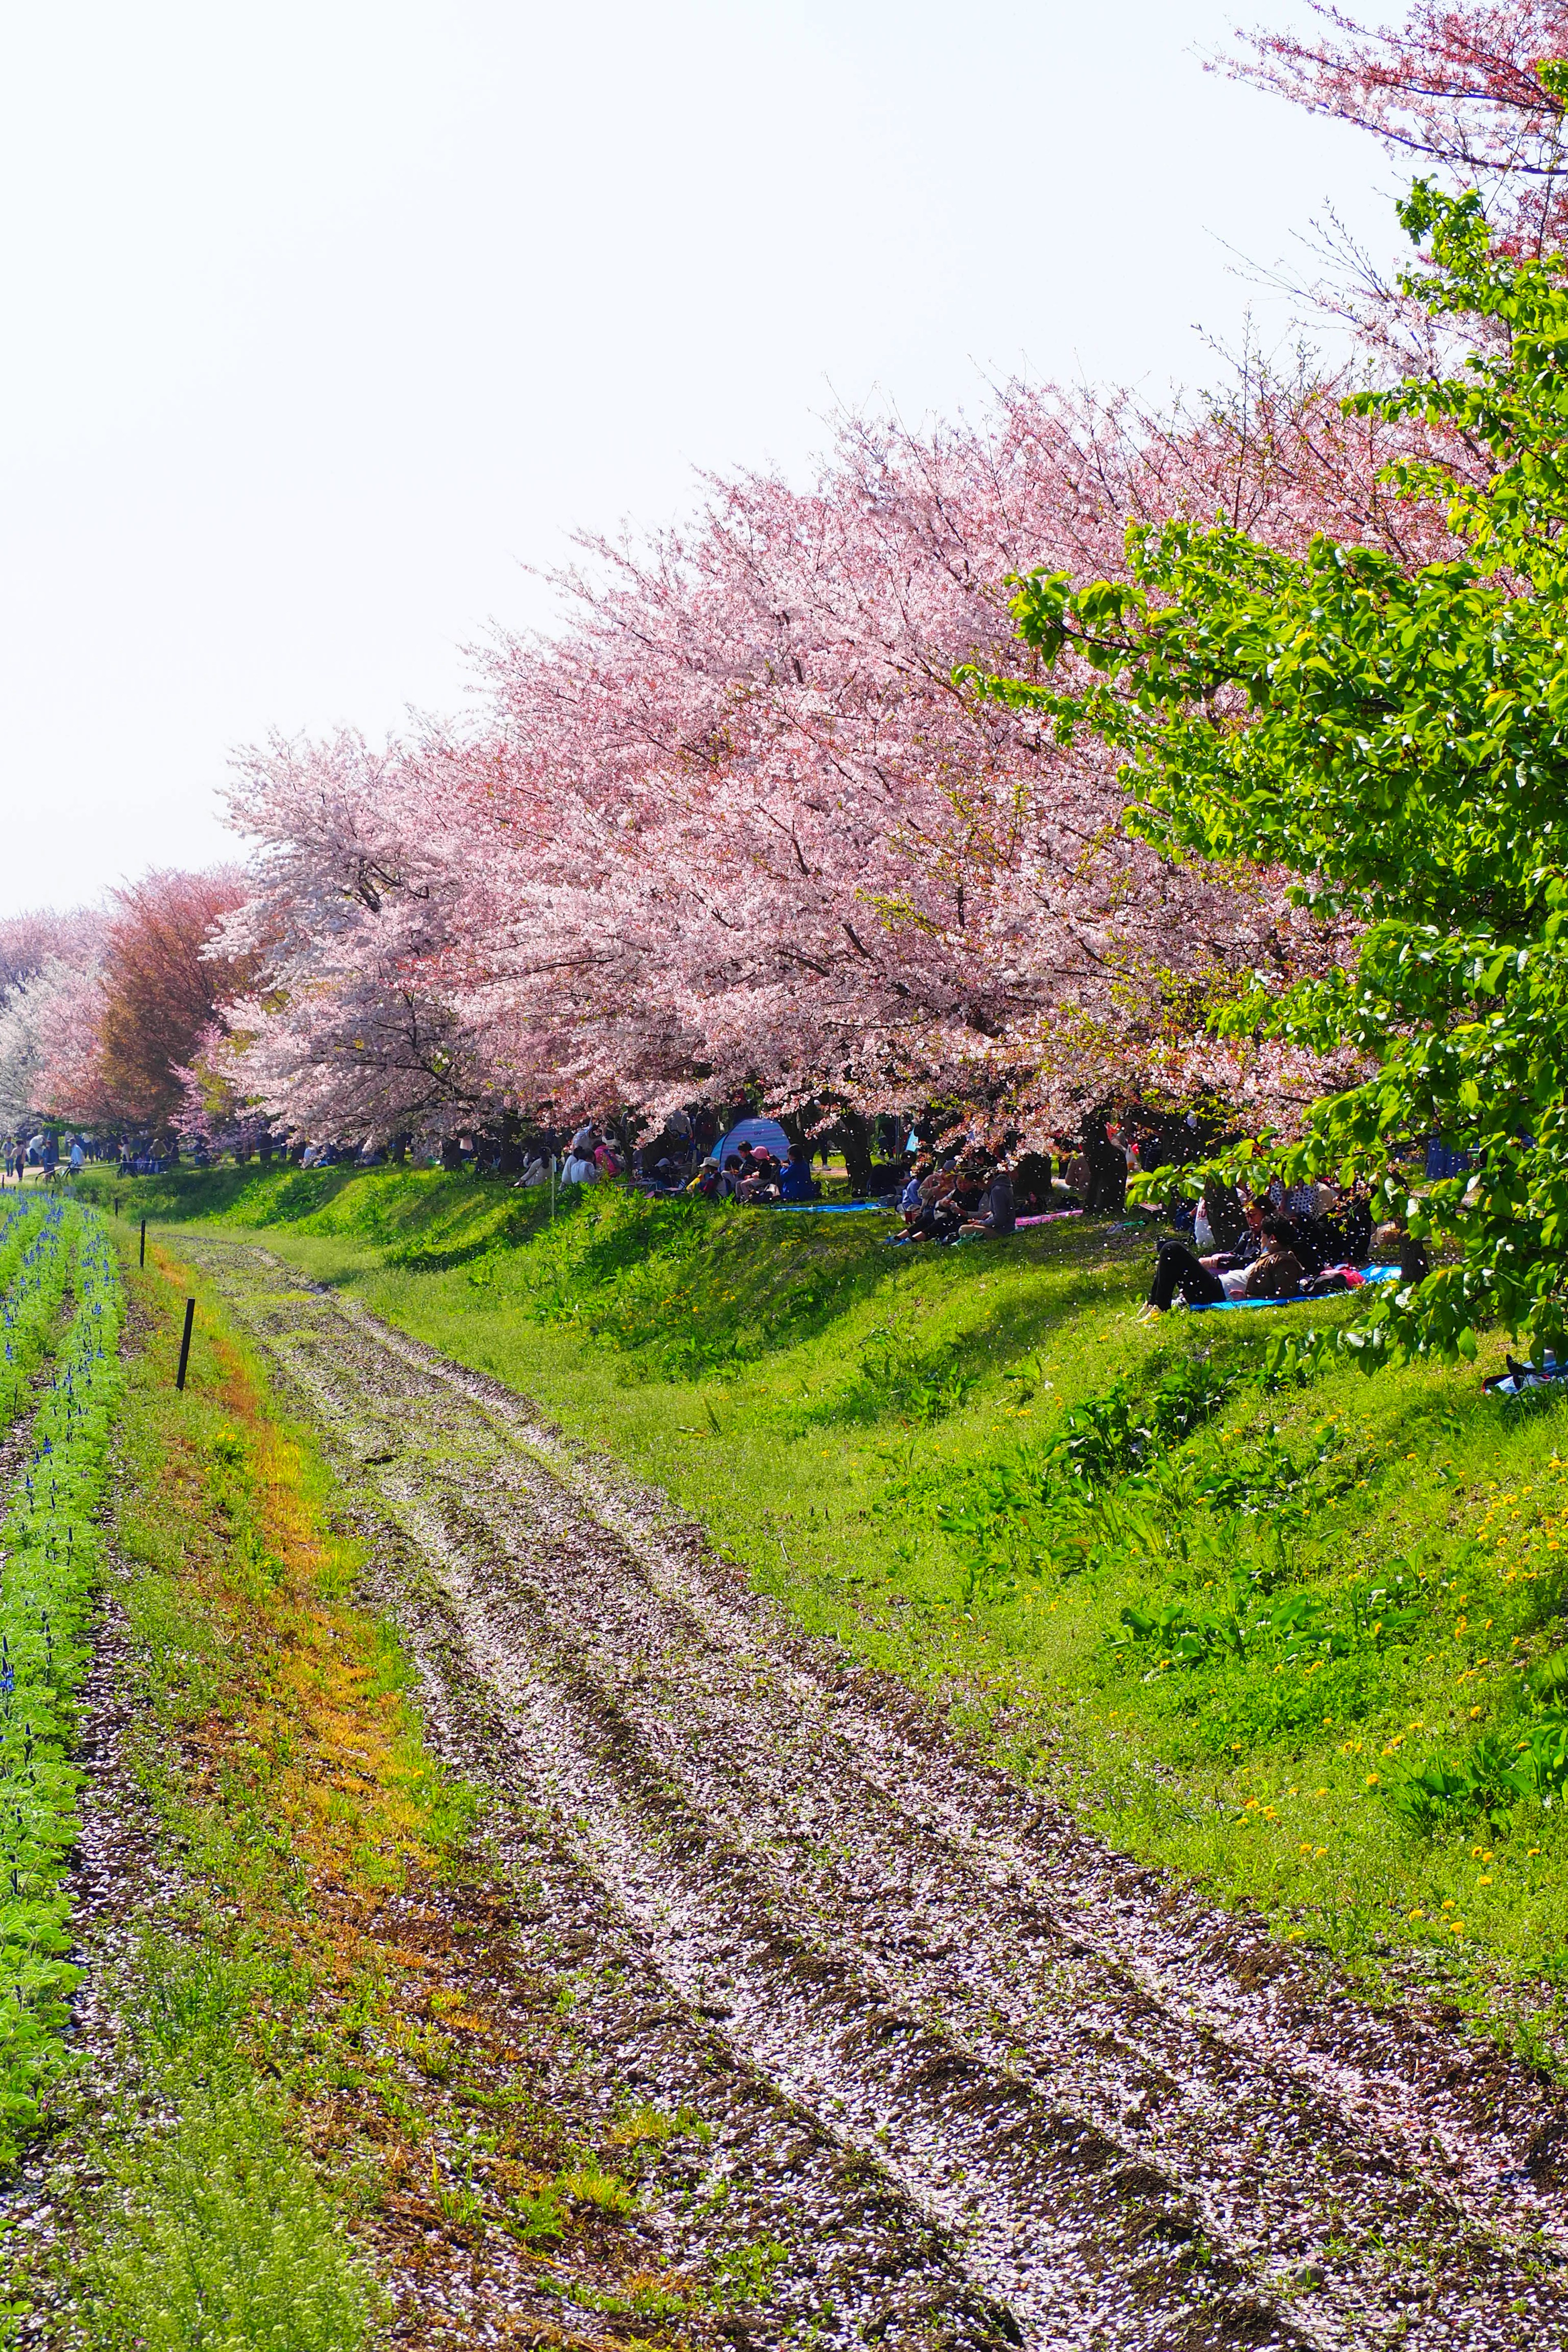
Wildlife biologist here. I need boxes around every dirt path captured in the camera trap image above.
[184,1238,1568,2351]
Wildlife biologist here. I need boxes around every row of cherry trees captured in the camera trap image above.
[5,0,1564,1154]
[210,383,1405,1149]
[0,874,249,1139]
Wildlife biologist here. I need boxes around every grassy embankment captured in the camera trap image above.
[89,1161,1568,2049]
[2,1218,733,2349]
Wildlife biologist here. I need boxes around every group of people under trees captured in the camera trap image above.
[895,1154,1016,1243]
[538,1111,1050,1230]
[60,1085,1415,1310]
[1137,1178,1383,1321]
[1,1133,91,1183]
[692,1141,822,1203]
[532,1119,826,1204]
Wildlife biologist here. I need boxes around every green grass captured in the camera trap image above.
[0,1203,124,2160]
[69,1942,376,2352]
[83,1160,1568,2037]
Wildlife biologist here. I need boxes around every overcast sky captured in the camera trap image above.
[0,0,1402,915]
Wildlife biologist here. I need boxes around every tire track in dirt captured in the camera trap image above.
[186,1239,1568,2350]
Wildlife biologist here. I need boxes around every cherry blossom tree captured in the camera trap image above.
[219,8,1543,1152]
[445,371,1452,1141]
[212,363,1461,1153]
[12,870,251,1135]
[0,911,106,1132]
[1234,2,1568,254]
[0,909,103,1006]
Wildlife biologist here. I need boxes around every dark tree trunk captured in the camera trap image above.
[839,1111,875,1196]
[1203,1181,1245,1253]
[1080,1116,1125,1215]
[1398,1232,1430,1285]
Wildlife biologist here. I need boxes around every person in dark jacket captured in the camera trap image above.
[779,1145,820,1202]
[961,1167,1015,1236]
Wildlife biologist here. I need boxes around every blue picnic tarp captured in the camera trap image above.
[777,1200,891,1214]
[1486,1351,1565,1397]
[1187,1264,1401,1312]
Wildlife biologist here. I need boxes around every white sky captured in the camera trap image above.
[0,0,1404,915]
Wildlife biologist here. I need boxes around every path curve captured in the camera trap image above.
[185,1238,1568,2352]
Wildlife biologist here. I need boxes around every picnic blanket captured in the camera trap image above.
[777,1200,892,1215]
[1186,1263,1401,1312]
[1485,1351,1566,1397]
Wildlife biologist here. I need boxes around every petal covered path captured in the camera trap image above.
[184,1237,1568,2352]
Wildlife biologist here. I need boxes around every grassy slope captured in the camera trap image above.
[89,1163,1568,2047]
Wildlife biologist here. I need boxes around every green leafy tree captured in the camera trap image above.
[968,157,1568,1361]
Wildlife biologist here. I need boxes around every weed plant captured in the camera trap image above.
[68,1939,374,2352]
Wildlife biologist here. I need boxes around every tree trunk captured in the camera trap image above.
[839,1111,875,1196]
[1080,1115,1126,1216]
[1398,1232,1430,1285]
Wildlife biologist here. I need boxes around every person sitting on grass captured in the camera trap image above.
[960,1164,1016,1237]
[898,1156,934,1229]
[1136,1207,1307,1319]
[924,1163,976,1241]
[737,1150,782,1203]
[780,1144,820,1202]
[902,1159,959,1242]
[938,1160,985,1234]
[1315,1183,1374,1266]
